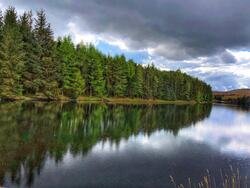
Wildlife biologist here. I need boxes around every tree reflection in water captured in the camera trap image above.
[0,102,212,187]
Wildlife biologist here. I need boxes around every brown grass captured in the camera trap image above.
[101,98,197,105]
[170,166,248,188]
[213,89,250,99]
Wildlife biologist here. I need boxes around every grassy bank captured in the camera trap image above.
[97,98,197,105]
[0,94,200,105]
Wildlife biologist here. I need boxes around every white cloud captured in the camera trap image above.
[180,122,250,156]
[143,49,250,90]
[101,35,129,51]
[91,130,184,156]
[179,107,250,156]
[66,21,132,52]
[229,49,250,62]
[67,22,100,45]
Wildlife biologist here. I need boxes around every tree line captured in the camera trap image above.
[0,7,212,101]
[214,95,250,108]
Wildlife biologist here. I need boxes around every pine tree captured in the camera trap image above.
[80,45,104,97]
[103,55,115,96]
[113,55,128,97]
[57,36,85,99]
[126,60,136,97]
[143,65,154,98]
[0,7,24,98]
[20,11,41,94]
[152,68,160,99]
[133,64,144,98]
[40,57,60,99]
[34,10,59,98]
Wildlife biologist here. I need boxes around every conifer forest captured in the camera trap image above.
[0,7,212,101]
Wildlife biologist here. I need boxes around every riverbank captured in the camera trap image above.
[0,95,201,105]
[78,97,198,105]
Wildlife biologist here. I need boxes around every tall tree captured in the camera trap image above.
[0,7,24,98]
[103,55,115,96]
[113,55,128,97]
[57,36,85,99]
[79,44,104,97]
[20,11,41,94]
[126,60,136,97]
[132,64,144,98]
[143,65,153,98]
[34,10,59,98]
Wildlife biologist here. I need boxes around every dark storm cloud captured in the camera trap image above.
[2,0,250,60]
[220,51,237,64]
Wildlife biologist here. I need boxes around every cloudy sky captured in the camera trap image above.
[1,0,250,91]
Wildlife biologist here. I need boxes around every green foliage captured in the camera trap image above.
[34,9,59,98]
[77,44,104,97]
[103,55,115,96]
[126,60,136,97]
[20,11,41,94]
[112,55,128,97]
[133,64,144,97]
[0,7,24,98]
[57,36,85,99]
[0,7,212,101]
[40,57,60,99]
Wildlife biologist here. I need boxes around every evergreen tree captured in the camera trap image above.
[133,64,144,98]
[20,11,41,94]
[80,44,104,97]
[40,57,59,99]
[126,60,136,97]
[113,55,128,97]
[152,68,160,99]
[0,7,24,98]
[57,36,85,99]
[103,55,116,96]
[143,65,156,98]
[34,10,59,98]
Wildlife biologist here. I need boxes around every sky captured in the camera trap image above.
[1,0,250,91]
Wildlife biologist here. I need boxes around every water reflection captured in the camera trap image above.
[180,104,250,156]
[0,102,212,187]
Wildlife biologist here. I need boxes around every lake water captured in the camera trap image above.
[0,102,250,188]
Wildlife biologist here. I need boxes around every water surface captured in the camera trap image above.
[0,102,250,187]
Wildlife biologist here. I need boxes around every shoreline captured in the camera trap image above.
[213,101,250,108]
[0,96,206,105]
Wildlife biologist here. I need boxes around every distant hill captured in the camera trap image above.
[213,89,250,107]
[213,89,250,99]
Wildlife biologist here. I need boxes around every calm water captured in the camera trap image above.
[0,102,250,188]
